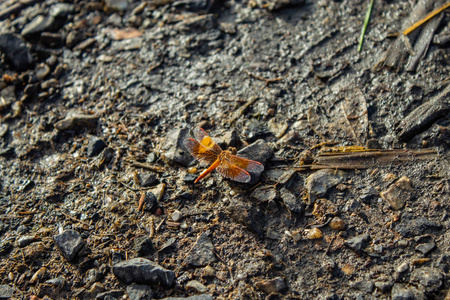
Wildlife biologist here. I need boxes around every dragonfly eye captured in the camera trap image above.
[228,147,237,155]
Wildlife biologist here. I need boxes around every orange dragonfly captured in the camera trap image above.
[183,128,264,183]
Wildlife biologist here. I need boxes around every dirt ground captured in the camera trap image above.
[0,0,449,299]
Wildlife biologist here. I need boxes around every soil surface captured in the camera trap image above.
[0,0,449,299]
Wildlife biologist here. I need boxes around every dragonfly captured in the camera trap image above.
[183,128,264,183]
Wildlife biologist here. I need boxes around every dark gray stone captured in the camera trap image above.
[345,233,371,254]
[126,284,153,300]
[415,242,435,255]
[113,258,175,287]
[87,137,107,157]
[184,232,216,267]
[16,235,38,247]
[21,15,57,38]
[0,33,34,71]
[162,128,194,166]
[159,237,177,254]
[228,196,266,237]
[351,280,374,293]
[134,236,155,257]
[394,213,441,238]
[161,295,213,300]
[137,173,158,187]
[53,230,84,261]
[305,169,346,205]
[280,187,303,214]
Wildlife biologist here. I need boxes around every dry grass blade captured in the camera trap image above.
[403,2,450,36]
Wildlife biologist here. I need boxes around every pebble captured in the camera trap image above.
[186,280,207,293]
[133,237,154,257]
[251,186,277,202]
[172,210,183,222]
[87,137,107,157]
[374,281,393,294]
[16,235,38,247]
[0,33,34,71]
[264,168,296,185]
[137,173,158,187]
[113,257,175,287]
[391,283,425,300]
[202,265,215,277]
[415,242,435,255]
[329,217,345,230]
[0,285,14,299]
[161,128,194,166]
[411,267,444,293]
[351,281,374,293]
[305,227,323,239]
[104,0,130,12]
[255,277,288,294]
[49,3,75,18]
[228,196,266,237]
[395,261,409,274]
[159,237,177,254]
[126,284,153,300]
[345,233,370,254]
[0,85,15,111]
[35,64,51,81]
[267,119,288,138]
[30,267,47,283]
[305,169,346,205]
[53,230,85,261]
[380,176,412,210]
[21,15,56,38]
[394,213,441,238]
[95,289,123,299]
[280,187,303,214]
[149,183,165,201]
[184,232,216,267]
[54,113,98,131]
[160,295,213,300]
[23,242,45,261]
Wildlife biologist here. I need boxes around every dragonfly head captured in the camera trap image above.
[227,147,237,155]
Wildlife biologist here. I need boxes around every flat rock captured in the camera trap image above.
[87,137,107,157]
[126,284,153,300]
[411,267,444,293]
[255,277,288,294]
[391,283,425,300]
[53,230,84,261]
[21,15,57,38]
[351,281,374,293]
[306,169,346,205]
[280,187,303,214]
[137,173,158,187]
[0,284,14,299]
[186,280,207,293]
[54,113,98,131]
[345,233,371,254]
[380,176,412,210]
[251,186,277,202]
[162,128,194,166]
[0,33,34,71]
[0,85,15,111]
[394,213,441,238]
[133,236,155,257]
[415,242,435,255]
[113,258,175,287]
[161,295,213,300]
[184,232,216,267]
[228,196,266,237]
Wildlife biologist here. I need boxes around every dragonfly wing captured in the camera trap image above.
[216,158,252,183]
[225,154,264,173]
[183,138,218,165]
[193,127,222,154]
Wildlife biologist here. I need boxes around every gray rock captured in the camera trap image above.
[49,3,75,17]
[54,113,98,131]
[87,137,107,157]
[126,284,153,300]
[113,258,175,287]
[0,33,34,71]
[184,232,216,267]
[280,187,303,214]
[394,213,441,238]
[16,235,37,247]
[0,85,15,111]
[53,230,84,261]
[162,128,194,166]
[186,280,207,293]
[104,0,130,12]
[391,283,425,300]
[133,236,155,257]
[415,242,435,255]
[351,280,374,293]
[380,176,412,210]
[137,173,158,187]
[0,284,14,299]
[374,281,393,293]
[251,186,277,202]
[411,267,444,293]
[159,237,177,254]
[306,169,346,205]
[228,196,266,237]
[264,169,296,185]
[95,290,124,300]
[161,295,213,300]
[345,233,371,254]
[21,15,57,38]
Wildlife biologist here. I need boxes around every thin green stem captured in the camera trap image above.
[358,0,375,52]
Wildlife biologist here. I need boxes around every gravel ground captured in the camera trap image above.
[0,0,449,299]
